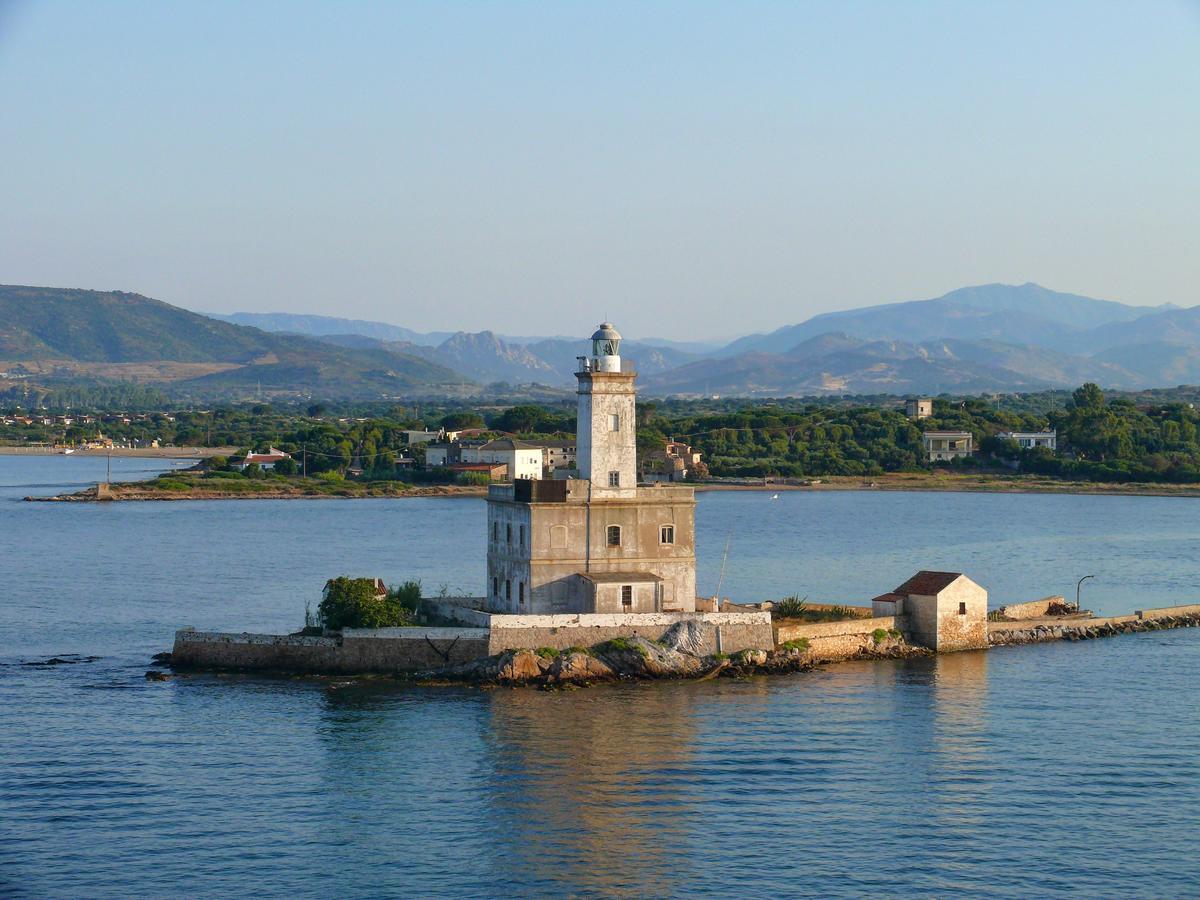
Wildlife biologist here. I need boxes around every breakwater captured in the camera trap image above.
[989,606,1200,646]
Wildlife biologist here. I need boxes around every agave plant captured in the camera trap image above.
[772,595,808,619]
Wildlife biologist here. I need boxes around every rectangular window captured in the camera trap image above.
[505,580,512,601]
[958,602,967,615]
[621,585,633,607]
[661,525,674,544]
[519,525,525,546]
[608,471,620,487]
[493,577,499,597]
[492,522,498,541]
[610,413,620,431]
[606,525,621,546]
[519,582,525,604]
[506,523,512,544]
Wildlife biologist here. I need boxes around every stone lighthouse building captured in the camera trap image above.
[485,323,697,614]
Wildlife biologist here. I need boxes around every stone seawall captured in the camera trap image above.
[773,616,910,662]
[487,611,774,656]
[989,608,1200,647]
[171,627,490,674]
[996,596,1066,620]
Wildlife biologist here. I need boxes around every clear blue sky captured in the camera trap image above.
[1,1,1197,339]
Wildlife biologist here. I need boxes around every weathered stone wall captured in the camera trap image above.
[171,627,490,674]
[999,596,1066,620]
[486,611,773,655]
[908,579,988,651]
[424,598,492,627]
[773,616,902,662]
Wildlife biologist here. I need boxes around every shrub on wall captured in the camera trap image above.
[318,577,418,630]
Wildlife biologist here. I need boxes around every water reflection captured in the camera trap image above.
[481,684,701,896]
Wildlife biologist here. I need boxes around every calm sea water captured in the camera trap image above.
[2,456,1198,897]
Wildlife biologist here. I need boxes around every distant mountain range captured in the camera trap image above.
[4,281,1200,400]
[0,286,470,399]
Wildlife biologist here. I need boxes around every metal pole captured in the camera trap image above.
[1076,575,1094,611]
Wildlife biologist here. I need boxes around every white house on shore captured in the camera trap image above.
[238,447,291,471]
[998,430,1057,451]
[922,431,974,462]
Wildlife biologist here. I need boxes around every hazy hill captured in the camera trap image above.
[1082,306,1200,352]
[644,331,1140,397]
[211,311,451,346]
[0,285,471,398]
[719,283,1172,357]
[316,330,698,386]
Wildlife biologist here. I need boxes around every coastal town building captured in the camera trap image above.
[404,429,444,445]
[538,439,577,476]
[484,323,697,614]
[426,437,578,479]
[998,430,1057,451]
[922,430,974,462]
[238,447,291,471]
[905,398,933,420]
[641,439,703,483]
[461,439,544,481]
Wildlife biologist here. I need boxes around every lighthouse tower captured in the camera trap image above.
[576,322,637,498]
[483,321,696,615]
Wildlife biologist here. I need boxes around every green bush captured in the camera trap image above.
[535,647,560,659]
[272,457,297,476]
[388,580,422,613]
[780,638,810,651]
[562,646,591,657]
[872,628,888,644]
[318,577,415,630]
[599,637,648,658]
[156,479,190,492]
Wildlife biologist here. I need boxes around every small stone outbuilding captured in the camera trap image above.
[874,571,988,651]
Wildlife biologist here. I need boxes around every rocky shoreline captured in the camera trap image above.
[27,483,488,502]
[156,632,930,687]
[989,612,1200,646]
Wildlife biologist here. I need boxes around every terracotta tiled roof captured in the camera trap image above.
[894,571,964,596]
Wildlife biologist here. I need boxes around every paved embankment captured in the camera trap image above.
[989,605,1200,646]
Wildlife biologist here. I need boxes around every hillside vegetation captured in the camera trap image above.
[0,285,471,399]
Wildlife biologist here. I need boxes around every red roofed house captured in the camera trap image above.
[238,447,292,471]
[872,570,987,651]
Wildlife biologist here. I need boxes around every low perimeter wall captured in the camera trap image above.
[486,611,775,655]
[998,596,1066,620]
[172,627,490,674]
[773,616,902,662]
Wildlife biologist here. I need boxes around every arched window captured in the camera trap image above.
[606,525,621,547]
[492,576,499,597]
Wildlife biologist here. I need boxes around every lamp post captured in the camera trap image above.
[1076,575,1094,612]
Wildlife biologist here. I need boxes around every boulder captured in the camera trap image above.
[660,619,707,656]
[496,650,552,684]
[547,652,616,684]
[594,636,706,679]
